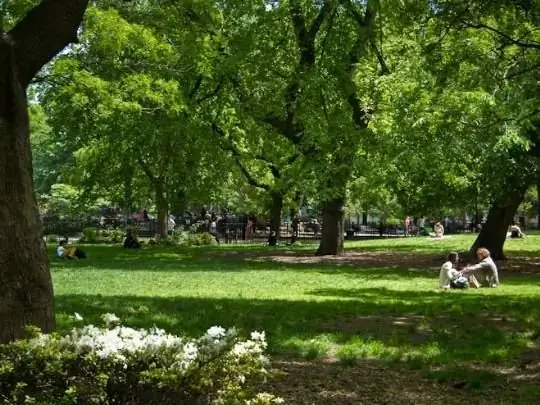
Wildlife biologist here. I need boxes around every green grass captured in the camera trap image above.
[50,234,540,399]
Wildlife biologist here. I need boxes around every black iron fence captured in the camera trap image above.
[42,218,407,242]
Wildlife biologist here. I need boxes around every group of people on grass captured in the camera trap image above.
[56,231,141,260]
[439,247,499,289]
[56,230,501,292]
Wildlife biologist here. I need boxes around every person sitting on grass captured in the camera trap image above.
[462,247,499,287]
[508,223,525,239]
[439,252,468,289]
[123,230,141,249]
[430,222,445,239]
[57,239,86,260]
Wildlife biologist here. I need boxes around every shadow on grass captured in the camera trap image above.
[56,290,540,369]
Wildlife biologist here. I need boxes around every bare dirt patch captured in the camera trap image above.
[213,249,540,275]
[264,358,516,405]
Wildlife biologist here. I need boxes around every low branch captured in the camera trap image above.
[9,0,90,87]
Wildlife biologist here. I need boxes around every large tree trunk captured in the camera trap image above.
[0,0,89,343]
[155,182,168,239]
[0,39,55,342]
[316,196,345,256]
[268,191,283,244]
[470,186,527,260]
[537,180,540,229]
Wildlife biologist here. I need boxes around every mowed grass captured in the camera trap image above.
[50,234,540,399]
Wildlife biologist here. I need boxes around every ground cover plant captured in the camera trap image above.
[50,234,540,404]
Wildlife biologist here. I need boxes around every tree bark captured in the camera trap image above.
[0,0,90,343]
[0,41,54,342]
[155,182,168,239]
[316,196,345,256]
[537,179,540,229]
[268,191,283,243]
[470,186,527,260]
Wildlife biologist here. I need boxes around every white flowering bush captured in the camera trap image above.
[0,314,282,405]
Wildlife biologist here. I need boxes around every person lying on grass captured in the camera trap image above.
[439,252,468,289]
[462,247,499,287]
[57,239,87,260]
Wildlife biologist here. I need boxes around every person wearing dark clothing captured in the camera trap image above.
[268,231,278,246]
[291,216,300,244]
[123,231,141,249]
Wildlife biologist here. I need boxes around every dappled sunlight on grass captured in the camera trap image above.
[50,235,540,399]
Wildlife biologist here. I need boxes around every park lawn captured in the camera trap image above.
[50,234,540,404]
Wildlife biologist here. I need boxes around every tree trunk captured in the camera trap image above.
[537,180,540,229]
[155,182,168,239]
[0,39,55,342]
[316,196,345,256]
[268,191,283,244]
[470,186,527,260]
[0,0,90,343]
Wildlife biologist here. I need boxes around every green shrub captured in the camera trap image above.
[0,315,282,405]
[47,235,59,244]
[81,227,100,243]
[108,229,124,243]
[189,232,216,246]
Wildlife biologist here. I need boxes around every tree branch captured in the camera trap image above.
[189,75,203,99]
[279,1,334,140]
[340,0,379,128]
[461,20,540,50]
[212,124,271,191]
[8,0,90,87]
[136,156,156,182]
[504,61,540,80]
[370,41,390,75]
[254,153,281,179]
[195,80,223,104]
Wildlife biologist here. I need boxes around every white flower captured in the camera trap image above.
[74,312,84,321]
[101,313,120,326]
[205,326,226,340]
[250,331,265,342]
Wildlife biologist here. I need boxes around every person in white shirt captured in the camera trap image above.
[462,247,499,287]
[508,223,524,238]
[439,252,467,289]
[57,239,86,260]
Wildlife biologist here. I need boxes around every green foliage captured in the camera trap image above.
[45,184,81,215]
[81,227,100,243]
[80,228,125,244]
[189,232,216,246]
[0,317,280,405]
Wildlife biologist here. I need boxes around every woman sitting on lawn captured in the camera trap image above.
[439,252,468,289]
[57,239,87,260]
[462,247,499,287]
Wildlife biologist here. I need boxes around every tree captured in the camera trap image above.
[42,6,231,238]
[423,0,540,258]
[0,0,91,342]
